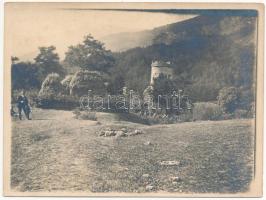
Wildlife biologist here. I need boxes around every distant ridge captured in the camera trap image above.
[112,15,257,101]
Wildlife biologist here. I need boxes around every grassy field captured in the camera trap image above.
[11,108,254,193]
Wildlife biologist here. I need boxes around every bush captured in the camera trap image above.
[217,87,240,113]
[249,101,255,117]
[233,109,249,119]
[69,70,106,96]
[238,87,255,110]
[36,94,80,109]
[143,85,154,100]
[61,75,73,94]
[193,102,223,121]
[38,73,63,97]
[12,89,39,106]
[153,74,175,103]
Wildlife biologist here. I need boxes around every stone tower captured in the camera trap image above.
[150,61,174,84]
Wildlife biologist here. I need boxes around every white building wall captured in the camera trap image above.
[150,66,174,84]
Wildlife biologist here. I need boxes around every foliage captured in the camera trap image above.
[238,87,255,111]
[36,94,80,109]
[233,109,249,119]
[34,46,65,81]
[193,102,223,121]
[11,61,41,90]
[12,89,39,106]
[69,70,106,96]
[38,73,63,97]
[106,74,125,95]
[143,85,154,100]
[11,56,19,64]
[113,15,255,101]
[217,87,240,113]
[64,35,115,72]
[61,75,73,94]
[153,74,175,106]
[11,46,64,91]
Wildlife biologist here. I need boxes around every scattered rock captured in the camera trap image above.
[104,130,116,136]
[98,127,144,137]
[126,129,144,136]
[145,185,154,191]
[98,131,105,136]
[144,141,151,145]
[121,128,127,132]
[170,176,181,182]
[135,129,143,134]
[142,174,150,178]
[115,130,126,137]
[159,160,180,166]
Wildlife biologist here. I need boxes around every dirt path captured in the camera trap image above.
[11,109,101,192]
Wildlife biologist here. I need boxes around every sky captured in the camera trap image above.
[5,3,196,61]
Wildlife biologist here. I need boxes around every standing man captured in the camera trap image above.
[17,90,31,120]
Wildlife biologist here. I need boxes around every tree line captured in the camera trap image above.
[11,35,116,91]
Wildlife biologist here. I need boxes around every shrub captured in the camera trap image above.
[233,109,249,119]
[143,85,154,99]
[38,73,62,97]
[12,89,39,106]
[153,74,175,103]
[69,70,106,96]
[61,75,73,94]
[193,102,223,121]
[217,87,240,113]
[249,101,255,118]
[238,88,255,110]
[36,94,80,109]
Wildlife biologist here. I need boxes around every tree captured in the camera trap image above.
[34,46,65,81]
[11,56,19,64]
[106,74,125,95]
[217,87,240,113]
[152,74,176,109]
[11,61,41,90]
[153,74,176,99]
[64,35,115,72]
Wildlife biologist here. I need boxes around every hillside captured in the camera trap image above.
[101,15,254,52]
[112,15,257,101]
[101,31,154,52]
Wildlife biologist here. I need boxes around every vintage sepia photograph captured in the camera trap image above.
[3,2,264,197]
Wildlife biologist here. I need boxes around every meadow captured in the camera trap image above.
[11,108,254,193]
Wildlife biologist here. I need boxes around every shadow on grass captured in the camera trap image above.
[116,113,150,125]
[30,133,51,142]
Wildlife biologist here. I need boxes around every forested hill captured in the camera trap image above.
[113,15,257,101]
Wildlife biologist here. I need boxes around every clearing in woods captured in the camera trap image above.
[11,108,254,193]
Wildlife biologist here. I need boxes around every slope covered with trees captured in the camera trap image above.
[113,15,257,102]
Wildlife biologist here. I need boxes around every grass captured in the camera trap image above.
[11,109,254,193]
[193,102,223,121]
